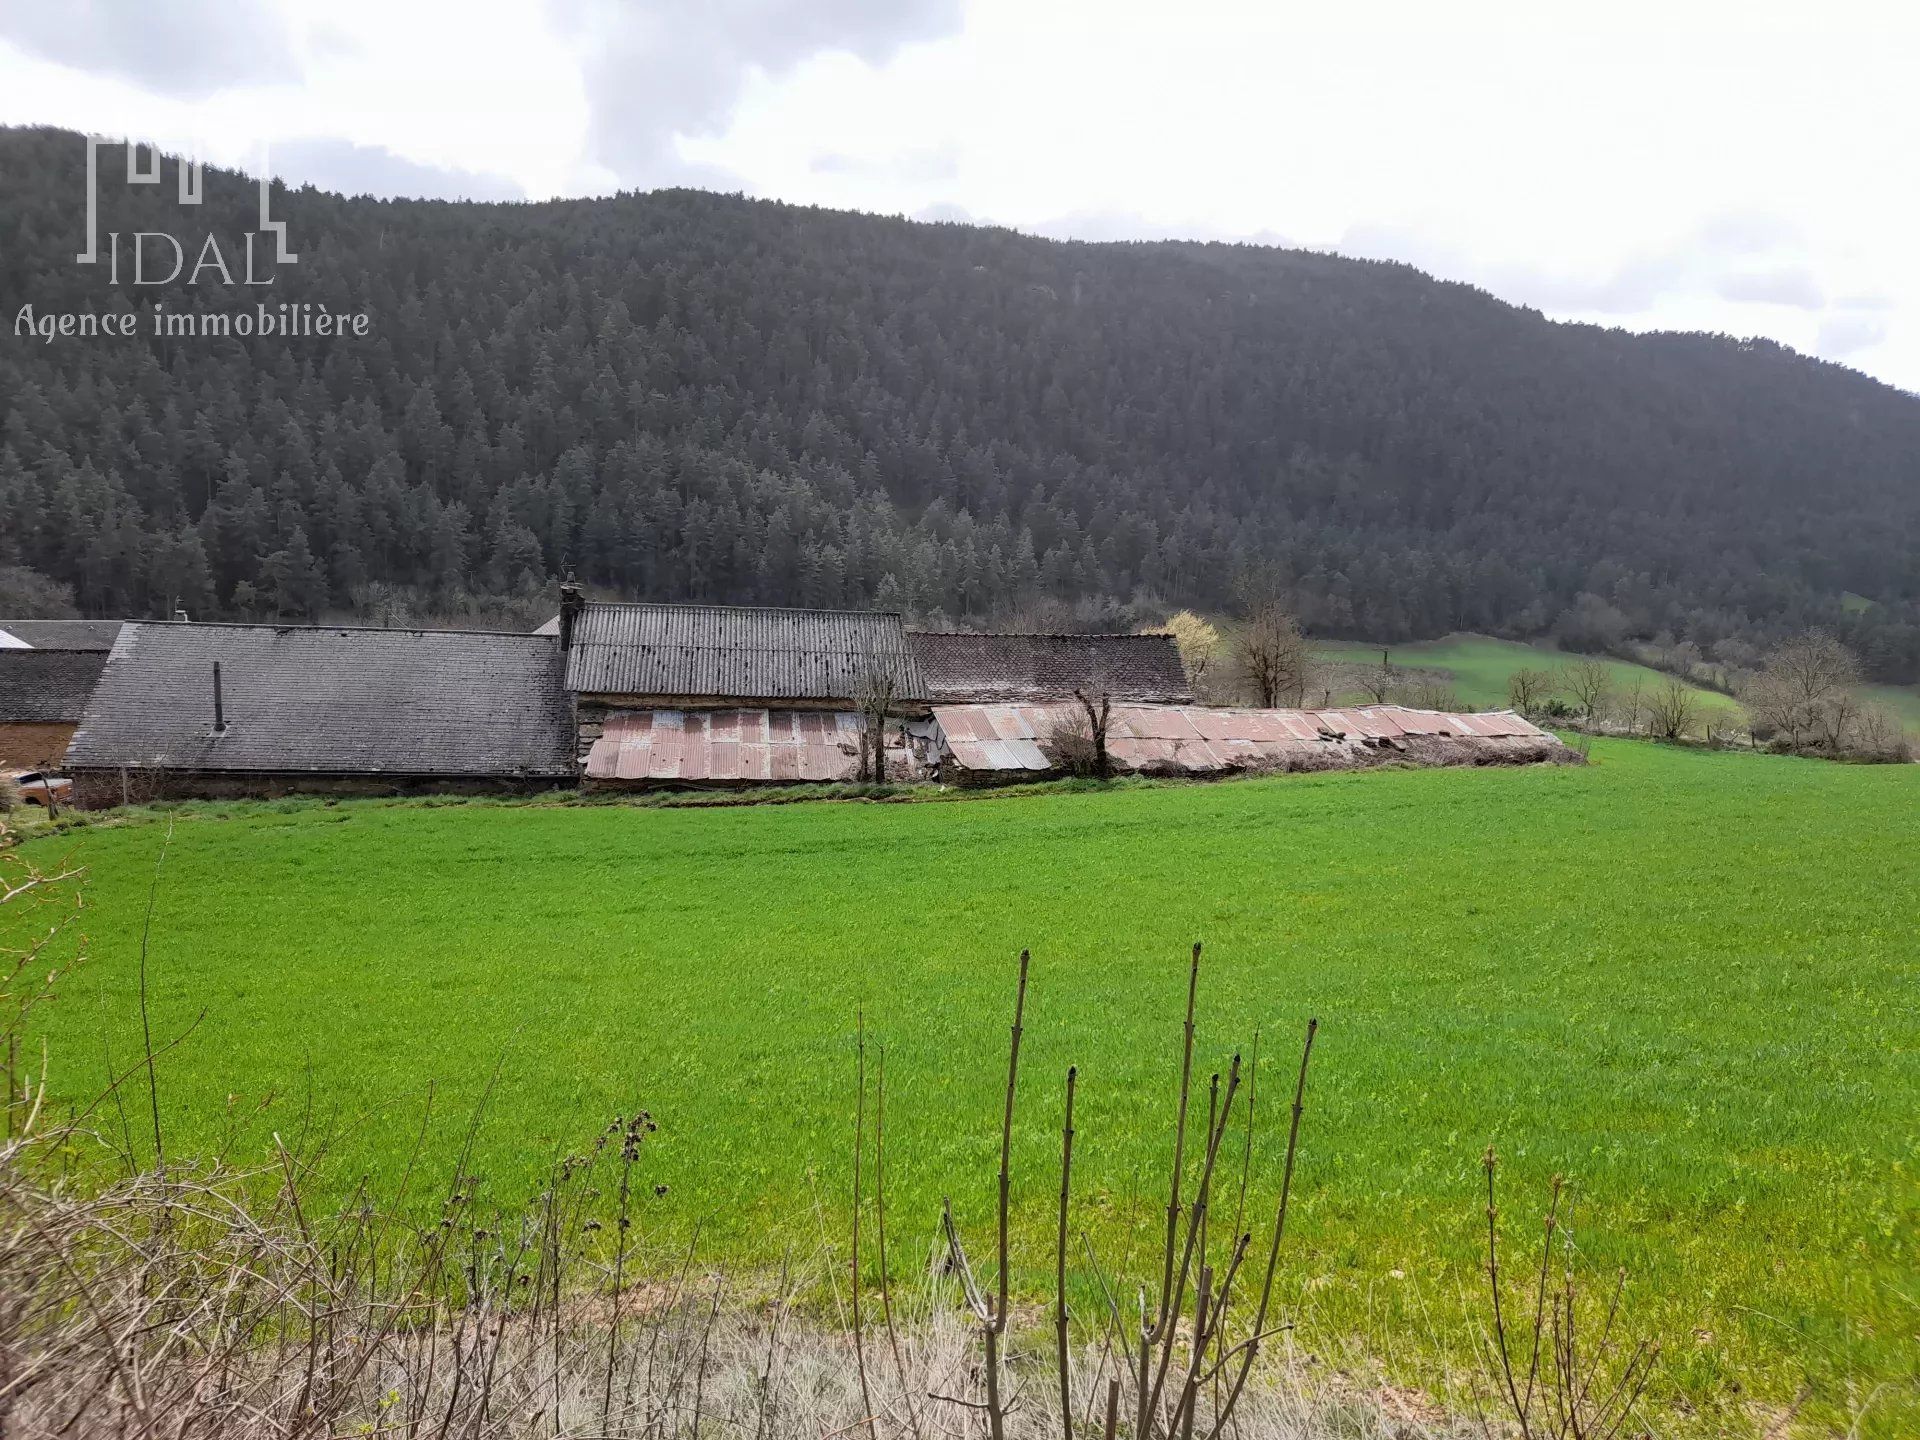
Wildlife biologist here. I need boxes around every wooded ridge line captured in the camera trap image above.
[2,126,1915,684]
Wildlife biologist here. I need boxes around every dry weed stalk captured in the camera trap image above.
[1475,1149,1658,1440]
[933,943,1319,1440]
[2,850,1655,1440]
[940,947,1030,1440]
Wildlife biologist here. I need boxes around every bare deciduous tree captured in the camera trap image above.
[1616,678,1647,735]
[942,951,1029,1440]
[1853,705,1914,762]
[1072,688,1113,779]
[1043,707,1100,776]
[853,650,903,783]
[1646,675,1699,741]
[1235,603,1310,708]
[1741,630,1862,752]
[1400,677,1464,712]
[1560,658,1613,724]
[1355,650,1395,705]
[1506,667,1558,717]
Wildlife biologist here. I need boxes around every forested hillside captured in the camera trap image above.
[3,125,1917,679]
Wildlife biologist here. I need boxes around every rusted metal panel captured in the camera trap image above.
[1113,706,1204,742]
[938,707,985,742]
[1271,711,1325,742]
[585,706,868,785]
[1126,737,1180,766]
[984,705,1038,742]
[1449,709,1533,738]
[930,703,1555,776]
[989,738,1052,770]
[1379,708,1445,735]
[1339,709,1405,740]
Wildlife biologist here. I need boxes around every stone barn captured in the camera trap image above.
[559,590,931,787]
[64,621,575,806]
[0,620,122,769]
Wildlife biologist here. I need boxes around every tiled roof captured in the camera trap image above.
[0,650,108,723]
[66,623,575,778]
[0,619,125,651]
[909,631,1192,704]
[565,603,927,702]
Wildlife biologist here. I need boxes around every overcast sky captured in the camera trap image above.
[4,0,1917,391]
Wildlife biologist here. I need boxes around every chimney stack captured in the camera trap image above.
[558,579,585,650]
[175,608,190,623]
[212,661,227,734]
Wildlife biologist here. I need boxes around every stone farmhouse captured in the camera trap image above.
[19,587,1565,807]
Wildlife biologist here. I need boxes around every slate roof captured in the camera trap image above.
[566,603,927,702]
[0,619,125,650]
[0,650,108,723]
[909,631,1192,704]
[67,623,576,778]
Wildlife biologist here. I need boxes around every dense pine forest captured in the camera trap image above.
[3,125,1917,680]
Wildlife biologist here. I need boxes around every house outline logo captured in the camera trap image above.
[74,134,296,271]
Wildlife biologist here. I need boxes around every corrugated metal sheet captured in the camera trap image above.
[566,604,927,702]
[585,708,875,784]
[933,703,1557,776]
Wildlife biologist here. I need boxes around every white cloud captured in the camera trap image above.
[1715,266,1826,311]
[1818,310,1888,359]
[546,0,963,189]
[272,138,524,201]
[0,0,298,99]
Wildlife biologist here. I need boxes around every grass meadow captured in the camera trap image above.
[1312,633,1742,714]
[18,741,1920,1434]
[1313,631,1920,731]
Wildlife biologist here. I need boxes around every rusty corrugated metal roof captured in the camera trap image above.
[932,703,1555,776]
[565,604,926,702]
[585,708,873,784]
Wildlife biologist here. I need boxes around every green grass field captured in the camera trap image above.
[1312,631,1920,732]
[1312,633,1741,713]
[1863,681,1920,729]
[17,744,1920,1434]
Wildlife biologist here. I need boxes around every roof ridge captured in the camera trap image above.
[122,620,557,640]
[908,630,1172,640]
[585,601,907,620]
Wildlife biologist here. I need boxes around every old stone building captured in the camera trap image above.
[64,622,574,805]
[0,620,122,769]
